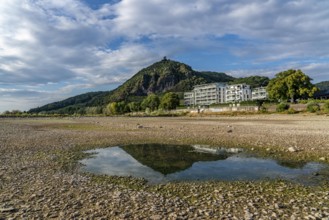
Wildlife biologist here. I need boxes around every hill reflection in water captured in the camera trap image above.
[120,144,228,175]
[80,144,327,185]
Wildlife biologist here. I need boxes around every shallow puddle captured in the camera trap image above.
[79,144,328,185]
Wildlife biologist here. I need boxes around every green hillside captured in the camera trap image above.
[29,91,111,114]
[29,58,305,115]
[313,81,329,99]
[315,81,329,91]
[106,59,234,102]
[29,59,234,113]
[229,76,270,88]
[121,144,228,175]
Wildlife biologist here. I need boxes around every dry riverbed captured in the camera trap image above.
[0,114,329,219]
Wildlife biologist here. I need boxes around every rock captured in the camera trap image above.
[319,157,326,161]
[288,147,298,152]
[306,215,316,220]
[314,213,323,218]
[274,203,286,209]
[226,148,243,153]
[290,214,297,220]
[0,207,16,212]
[150,215,163,220]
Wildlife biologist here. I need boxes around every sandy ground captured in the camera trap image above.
[0,114,329,219]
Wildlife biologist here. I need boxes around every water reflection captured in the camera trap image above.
[275,160,307,169]
[120,144,228,174]
[80,144,327,185]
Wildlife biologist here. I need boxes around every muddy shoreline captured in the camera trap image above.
[1,115,329,219]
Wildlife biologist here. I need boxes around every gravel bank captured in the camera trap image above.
[0,115,328,219]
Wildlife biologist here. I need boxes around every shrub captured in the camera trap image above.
[276,102,290,112]
[298,100,308,104]
[323,100,329,113]
[259,105,268,113]
[287,107,297,114]
[306,102,320,113]
[145,107,151,115]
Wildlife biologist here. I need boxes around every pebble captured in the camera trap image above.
[288,147,298,152]
[1,117,329,219]
[0,207,16,213]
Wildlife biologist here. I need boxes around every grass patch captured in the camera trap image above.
[33,122,103,131]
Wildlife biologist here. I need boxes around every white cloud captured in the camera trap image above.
[0,0,150,86]
[229,61,329,83]
[298,62,329,83]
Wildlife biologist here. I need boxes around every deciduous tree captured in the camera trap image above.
[141,94,160,111]
[267,69,318,102]
[159,92,180,110]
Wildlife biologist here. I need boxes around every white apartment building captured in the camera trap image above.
[194,83,226,106]
[252,87,268,100]
[225,84,252,103]
[184,83,260,106]
[184,83,226,106]
[184,92,195,106]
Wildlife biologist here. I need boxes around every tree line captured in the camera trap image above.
[105,92,180,115]
[1,69,326,116]
[1,92,180,116]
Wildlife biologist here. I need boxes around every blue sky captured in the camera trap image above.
[0,0,329,112]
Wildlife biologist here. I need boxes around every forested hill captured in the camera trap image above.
[105,59,234,102]
[29,58,270,114]
[29,59,233,113]
[229,76,270,88]
[316,81,329,91]
[29,91,111,114]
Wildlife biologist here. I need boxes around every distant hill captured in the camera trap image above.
[106,59,234,102]
[121,144,228,175]
[229,76,269,88]
[314,81,329,99]
[29,59,234,113]
[29,59,292,114]
[315,81,329,91]
[29,91,111,114]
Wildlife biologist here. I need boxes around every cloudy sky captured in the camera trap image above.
[1,0,328,112]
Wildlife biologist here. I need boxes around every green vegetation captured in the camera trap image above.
[259,105,268,113]
[276,102,290,112]
[323,101,329,113]
[313,80,329,100]
[1,110,24,116]
[306,102,321,113]
[121,144,228,175]
[315,80,329,91]
[29,91,110,114]
[12,59,327,116]
[195,71,234,83]
[267,69,318,103]
[229,76,269,88]
[141,94,160,111]
[106,59,234,102]
[159,92,180,110]
[28,59,235,115]
[106,102,122,115]
[287,107,297,114]
[102,93,183,116]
